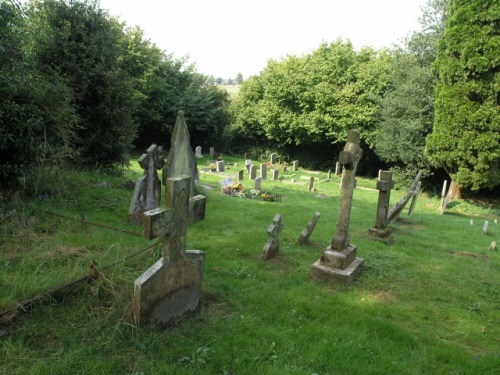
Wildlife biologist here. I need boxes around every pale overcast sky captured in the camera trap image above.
[99,0,429,79]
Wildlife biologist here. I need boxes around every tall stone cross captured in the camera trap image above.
[128,144,165,224]
[133,175,206,329]
[310,129,364,284]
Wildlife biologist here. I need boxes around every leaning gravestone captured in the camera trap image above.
[310,130,363,284]
[298,212,321,245]
[134,175,206,329]
[163,110,198,198]
[261,214,284,260]
[128,144,164,224]
[368,170,394,238]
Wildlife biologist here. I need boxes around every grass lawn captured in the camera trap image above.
[1,154,499,374]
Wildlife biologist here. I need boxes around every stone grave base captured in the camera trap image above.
[310,245,363,284]
[133,250,204,329]
[368,227,393,238]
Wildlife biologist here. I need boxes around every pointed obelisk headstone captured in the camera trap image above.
[310,130,364,284]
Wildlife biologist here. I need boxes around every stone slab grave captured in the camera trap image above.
[261,214,284,260]
[128,144,165,224]
[134,175,206,329]
[310,129,364,284]
[298,212,321,245]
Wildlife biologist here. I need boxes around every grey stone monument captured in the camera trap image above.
[195,146,202,158]
[261,214,284,261]
[254,177,262,191]
[163,110,198,198]
[245,159,252,172]
[134,175,206,329]
[209,147,215,157]
[128,144,164,224]
[293,160,299,171]
[308,177,314,192]
[249,165,256,180]
[272,170,279,180]
[270,153,277,165]
[368,170,394,238]
[238,170,244,181]
[335,162,341,176]
[260,164,267,180]
[216,160,225,172]
[310,130,363,284]
[298,212,321,245]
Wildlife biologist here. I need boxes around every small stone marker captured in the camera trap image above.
[335,162,340,176]
[238,170,244,181]
[482,220,489,235]
[310,130,363,284]
[128,144,164,224]
[368,170,394,238]
[260,164,267,180]
[209,147,214,157]
[245,159,252,172]
[293,160,299,171]
[195,146,202,158]
[298,212,321,245]
[308,177,314,192]
[249,165,256,180]
[328,169,332,179]
[261,214,284,260]
[272,170,279,180]
[270,153,276,165]
[489,241,496,251]
[254,177,262,191]
[470,219,474,226]
[216,160,225,172]
[134,175,206,329]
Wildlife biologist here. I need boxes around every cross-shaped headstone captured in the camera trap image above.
[298,212,321,245]
[134,175,206,329]
[310,129,364,284]
[128,144,164,224]
[260,214,284,260]
[368,170,395,238]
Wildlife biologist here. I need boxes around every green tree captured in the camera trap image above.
[426,0,500,191]
[374,0,449,186]
[25,0,137,168]
[0,0,75,190]
[235,72,243,84]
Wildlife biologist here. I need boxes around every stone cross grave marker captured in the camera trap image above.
[310,129,363,284]
[134,175,206,330]
[128,144,164,224]
[195,146,202,158]
[261,214,284,260]
[368,170,394,238]
[298,212,321,245]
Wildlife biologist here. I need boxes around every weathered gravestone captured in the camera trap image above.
[260,164,267,180]
[272,170,279,180]
[298,212,321,245]
[134,175,206,329]
[261,214,284,260]
[308,177,314,192]
[195,146,202,158]
[310,130,363,284]
[245,159,252,172]
[216,160,225,172]
[128,144,165,224]
[238,170,244,181]
[368,170,394,238]
[209,147,215,157]
[163,110,198,198]
[293,160,299,171]
[270,153,277,165]
[407,181,422,216]
[335,162,341,176]
[254,177,262,191]
[249,165,256,180]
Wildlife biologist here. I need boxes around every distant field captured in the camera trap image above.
[219,84,240,97]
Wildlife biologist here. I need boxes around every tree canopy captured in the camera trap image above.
[426,0,500,191]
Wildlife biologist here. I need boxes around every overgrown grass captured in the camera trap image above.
[1,155,499,374]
